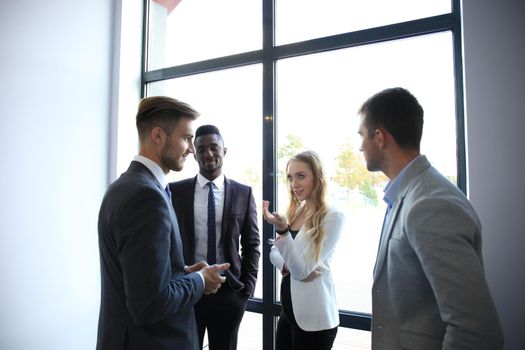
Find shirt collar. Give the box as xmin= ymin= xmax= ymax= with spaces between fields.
xmin=133 ymin=155 xmax=167 ymax=188
xmin=383 ymin=155 xmax=422 ymax=207
xmin=197 ymin=173 xmax=225 ymax=189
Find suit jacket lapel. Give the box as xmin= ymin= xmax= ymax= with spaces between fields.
xmin=131 ymin=161 xmax=186 ymax=265
xmin=372 ymin=155 xmax=431 ymax=281
xmin=373 ymin=199 xmax=404 ymax=279
xmin=221 ymin=177 xmax=233 ymax=245
xmin=182 ymin=177 xmax=197 ymax=264
xmin=152 ymin=173 xmax=186 ymax=266
xmin=169 ymin=206 xmax=186 ymax=265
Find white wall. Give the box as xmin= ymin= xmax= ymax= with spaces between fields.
xmin=462 ymin=0 xmax=525 ymax=349
xmin=0 ymin=1 xmax=115 ymax=349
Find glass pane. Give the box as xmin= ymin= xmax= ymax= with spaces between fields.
xmin=276 ymin=0 xmax=451 ymax=45
xmin=276 ymin=32 xmax=456 ymax=313
xmin=148 ymin=0 xmax=262 ymax=70
xmin=333 ymin=326 xmax=371 ymax=349
xmin=147 ymin=65 xmax=264 ymax=299
xmin=237 ymin=312 xmax=262 ymax=350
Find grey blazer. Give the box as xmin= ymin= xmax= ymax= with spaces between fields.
xmin=372 ymin=155 xmax=503 ymax=350
xmin=96 ymin=161 xmax=204 ymax=350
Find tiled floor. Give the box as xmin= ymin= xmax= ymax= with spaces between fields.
xmin=203 ymin=312 xmax=371 ymax=349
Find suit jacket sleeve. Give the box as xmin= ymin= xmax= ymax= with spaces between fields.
xmin=406 ymin=197 xmax=503 ymax=349
xmin=238 ymin=188 xmax=260 ymax=296
xmin=275 ymin=209 xmax=344 ymax=280
xmin=115 ymin=186 xmax=204 ymax=326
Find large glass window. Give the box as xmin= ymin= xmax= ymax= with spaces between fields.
xmin=147 ymin=64 xmax=265 ymax=299
xmin=138 ymin=1 xmax=463 ymax=349
xmin=148 ymin=0 xmax=261 ymax=69
xmin=275 ymin=0 xmax=451 ymax=45
xmin=275 ymin=32 xmax=456 ymax=313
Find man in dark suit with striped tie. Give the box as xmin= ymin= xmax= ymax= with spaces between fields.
xmin=169 ymin=124 xmax=260 ymax=350
xmin=96 ymin=97 xmax=230 ymax=350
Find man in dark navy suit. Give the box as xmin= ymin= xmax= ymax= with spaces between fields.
xmin=169 ymin=125 xmax=260 ymax=350
xmin=96 ymin=97 xmax=229 ymax=350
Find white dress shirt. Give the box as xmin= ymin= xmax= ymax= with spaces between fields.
xmin=133 ymin=155 xmax=167 ymax=188
xmin=194 ymin=173 xmax=225 ymax=263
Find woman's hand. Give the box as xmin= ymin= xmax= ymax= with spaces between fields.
xmin=301 ymin=267 xmax=322 ymax=282
xmin=281 ymin=263 xmax=289 ymax=277
xmin=262 ymin=200 xmax=287 ymax=231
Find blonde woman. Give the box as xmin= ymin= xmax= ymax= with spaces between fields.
xmin=263 ymin=150 xmax=345 ymax=350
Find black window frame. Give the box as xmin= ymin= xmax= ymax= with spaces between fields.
xmin=140 ymin=1 xmax=465 ymax=348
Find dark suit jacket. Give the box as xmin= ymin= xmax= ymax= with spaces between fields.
xmin=97 ymin=161 xmax=204 ymax=350
xmin=169 ymin=176 xmax=260 ymax=296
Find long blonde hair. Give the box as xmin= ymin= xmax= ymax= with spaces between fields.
xmin=285 ymin=150 xmax=328 ymax=262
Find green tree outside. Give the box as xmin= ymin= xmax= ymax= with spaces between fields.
xmin=333 ymin=141 xmax=386 ymax=206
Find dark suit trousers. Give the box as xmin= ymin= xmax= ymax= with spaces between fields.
xmin=276 ymin=275 xmax=338 ymax=350
xmin=195 ymin=282 xmax=249 ymax=350
xmin=276 ymin=310 xmax=338 ymax=350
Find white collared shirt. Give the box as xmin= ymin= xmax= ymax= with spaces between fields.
xmin=133 ymin=155 xmax=167 ymax=188
xmin=194 ymin=173 xmax=225 ymax=263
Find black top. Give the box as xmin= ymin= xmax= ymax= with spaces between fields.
xmin=280 ymin=229 xmax=299 ymax=320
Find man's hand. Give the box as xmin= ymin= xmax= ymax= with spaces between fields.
xmin=185 ymin=260 xmax=208 ymax=273
xmin=201 ymin=263 xmax=230 ymax=295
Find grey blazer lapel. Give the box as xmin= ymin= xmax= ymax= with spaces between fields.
xmin=373 ymin=199 xmax=404 ymax=279
xmin=372 ymin=155 xmax=431 ymax=280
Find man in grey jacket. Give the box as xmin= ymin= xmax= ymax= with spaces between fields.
xmin=357 ymin=87 xmax=503 ymax=350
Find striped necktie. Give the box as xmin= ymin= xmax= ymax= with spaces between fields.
xmin=207 ymin=182 xmax=216 ymax=264
xmin=165 ymin=185 xmax=172 ymax=200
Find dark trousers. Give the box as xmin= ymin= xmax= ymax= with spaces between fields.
xmin=275 ymin=310 xmax=338 ymax=350
xmin=194 ymin=283 xmax=249 ymax=350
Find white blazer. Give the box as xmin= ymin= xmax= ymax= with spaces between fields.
xmin=270 ymin=206 xmax=345 ymax=331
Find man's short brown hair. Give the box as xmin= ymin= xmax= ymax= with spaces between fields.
xmin=136 ymin=96 xmax=200 ymax=142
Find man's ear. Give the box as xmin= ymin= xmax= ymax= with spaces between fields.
xmin=150 ymin=126 xmax=165 ymax=145
xmin=223 ymin=146 xmax=228 ymax=156
xmin=375 ymin=128 xmax=387 ymax=148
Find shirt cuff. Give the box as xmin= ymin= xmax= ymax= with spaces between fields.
xmin=196 ymin=271 xmax=205 ymax=284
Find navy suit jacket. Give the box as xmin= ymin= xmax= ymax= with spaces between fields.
xmin=169 ymin=176 xmax=260 ymax=296
xmin=96 ymin=161 xmax=204 ymax=350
